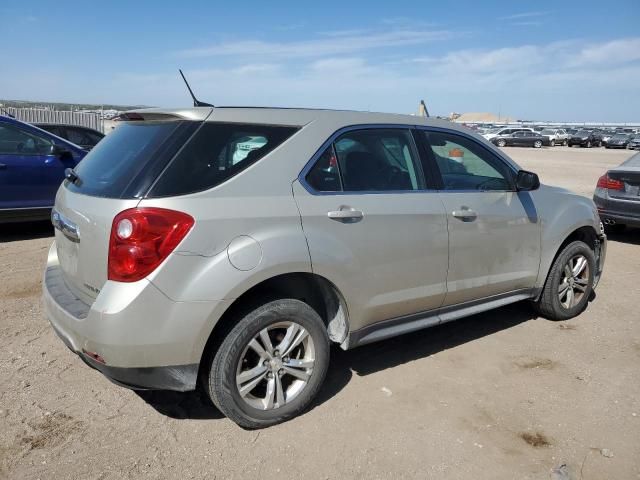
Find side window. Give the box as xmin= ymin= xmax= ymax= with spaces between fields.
xmin=306 ymin=145 xmax=342 ymax=192
xmin=66 ymin=127 xmax=91 ymax=146
xmin=334 ymin=129 xmax=422 ymax=192
xmin=422 ymin=131 xmax=514 ymax=191
xmin=150 ymin=123 xmax=298 ymax=197
xmin=0 ymin=123 xmax=53 ymax=155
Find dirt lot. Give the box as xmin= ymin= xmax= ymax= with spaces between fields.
xmin=1 ymin=146 xmax=639 ymax=480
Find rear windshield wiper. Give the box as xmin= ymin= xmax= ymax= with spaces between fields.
xmin=64 ymin=167 xmax=81 ymax=186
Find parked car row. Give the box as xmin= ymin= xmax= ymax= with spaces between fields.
xmin=479 ymin=124 xmax=640 ymax=149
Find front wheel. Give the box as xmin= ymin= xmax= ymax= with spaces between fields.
xmin=206 ymin=299 xmax=330 ymax=429
xmin=532 ymin=241 xmax=595 ymax=320
xmin=586 ymin=141 xmax=592 ymax=148
xmin=497 ymin=139 xmax=506 ymax=147
xmin=563 ymin=139 xmax=568 ymax=146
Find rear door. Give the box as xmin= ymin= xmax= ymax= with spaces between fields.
xmin=0 ymin=121 xmax=67 ymax=209
xmin=418 ymin=128 xmax=541 ymax=306
xmin=293 ymin=127 xmax=448 ymax=332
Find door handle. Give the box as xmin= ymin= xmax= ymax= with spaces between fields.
xmin=0 ymin=163 xmax=6 ymax=170
xmin=452 ymin=207 xmax=477 ymax=221
xmin=328 ymin=206 xmax=364 ymax=223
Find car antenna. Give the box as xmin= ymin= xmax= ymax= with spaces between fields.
xmin=179 ymin=69 xmax=214 ymax=107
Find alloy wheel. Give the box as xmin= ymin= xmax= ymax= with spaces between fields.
xmin=235 ymin=321 xmax=315 ymax=410
xmin=558 ymin=254 xmax=590 ymax=309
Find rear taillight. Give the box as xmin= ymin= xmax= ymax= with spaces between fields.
xmin=596 ymin=174 xmax=624 ymax=191
xmin=108 ymin=208 xmax=194 ymax=282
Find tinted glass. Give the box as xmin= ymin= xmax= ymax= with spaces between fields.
xmin=149 ymin=123 xmax=298 ymax=197
xmin=333 ymin=129 xmax=422 ymax=191
xmin=422 ymin=131 xmax=514 ymax=191
xmin=0 ymin=123 xmax=53 ymax=155
xmin=306 ymin=146 xmax=342 ymax=192
xmin=66 ymin=121 xmax=196 ymax=198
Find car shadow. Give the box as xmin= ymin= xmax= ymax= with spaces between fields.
xmin=605 ymin=227 xmax=640 ymax=245
xmin=0 ymin=220 xmax=53 ymax=243
xmin=138 ymin=302 xmax=536 ymax=422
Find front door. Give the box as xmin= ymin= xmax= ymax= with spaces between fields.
xmin=418 ymin=129 xmax=541 ymax=306
xmin=293 ymin=127 xmax=449 ymax=332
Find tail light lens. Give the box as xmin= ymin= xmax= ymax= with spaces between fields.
xmin=596 ymin=174 xmax=624 ymax=191
xmin=108 ymin=208 xmax=194 ymax=282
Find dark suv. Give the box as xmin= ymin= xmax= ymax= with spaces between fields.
xmin=568 ymin=130 xmax=602 ymax=148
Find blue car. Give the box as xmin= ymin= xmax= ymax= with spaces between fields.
xmin=0 ymin=115 xmax=87 ymax=223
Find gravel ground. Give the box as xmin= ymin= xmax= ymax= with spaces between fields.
xmin=1 ymin=146 xmax=639 ymax=480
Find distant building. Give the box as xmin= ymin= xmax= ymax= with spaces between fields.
xmin=452 ymin=112 xmax=515 ymax=123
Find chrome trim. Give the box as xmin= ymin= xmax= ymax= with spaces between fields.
xmin=51 ymin=208 xmax=80 ymax=242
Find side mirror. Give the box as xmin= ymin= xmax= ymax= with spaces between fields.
xmin=51 ymin=144 xmax=73 ymax=161
xmin=516 ymin=170 xmax=540 ymax=191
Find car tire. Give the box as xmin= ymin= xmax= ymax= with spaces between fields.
xmin=533 ymin=240 xmax=595 ymax=321
xmin=497 ymin=139 xmax=506 ymax=147
xmin=534 ymin=140 xmax=542 ymax=148
xmin=586 ymin=141 xmax=592 ymax=148
xmin=563 ymin=140 xmax=568 ymax=146
xmin=206 ymin=299 xmax=330 ymax=429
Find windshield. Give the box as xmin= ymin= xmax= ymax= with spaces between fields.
xmin=540 ymin=129 xmax=555 ymax=135
xmin=612 ymin=134 xmax=628 ymax=139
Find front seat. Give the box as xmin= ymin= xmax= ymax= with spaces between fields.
xmin=342 ymin=151 xmax=383 ymax=191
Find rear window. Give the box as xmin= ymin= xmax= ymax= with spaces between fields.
xmin=148 ymin=122 xmax=298 ymax=197
xmin=66 ymin=121 xmax=198 ymax=198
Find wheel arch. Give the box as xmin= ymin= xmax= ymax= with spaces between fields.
xmin=197 ymin=272 xmax=350 ymax=381
xmin=535 ymin=224 xmax=599 ymax=298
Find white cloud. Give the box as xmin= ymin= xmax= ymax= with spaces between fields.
xmin=175 ymin=29 xmax=454 ymax=59
xmin=499 ymin=11 xmax=550 ymax=20
xmin=568 ymin=38 xmax=640 ymax=66
xmin=2 ymin=36 xmax=638 ymax=122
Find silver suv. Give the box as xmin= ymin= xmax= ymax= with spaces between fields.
xmin=43 ymin=107 xmax=606 ymax=428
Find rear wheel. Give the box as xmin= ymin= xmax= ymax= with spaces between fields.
xmin=206 ymin=299 xmax=330 ymax=429
xmin=533 ymin=140 xmax=543 ymax=148
xmin=533 ymin=241 xmax=595 ymax=320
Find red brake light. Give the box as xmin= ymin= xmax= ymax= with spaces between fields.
xmin=596 ymin=174 xmax=624 ymax=191
xmin=108 ymin=208 xmax=194 ymax=282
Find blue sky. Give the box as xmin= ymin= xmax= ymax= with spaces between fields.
xmin=2 ymin=0 xmax=639 ymax=121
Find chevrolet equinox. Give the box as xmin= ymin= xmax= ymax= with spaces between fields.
xmin=44 ymin=107 xmax=607 ymax=428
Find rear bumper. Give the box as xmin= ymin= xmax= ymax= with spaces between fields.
xmin=598 ymin=210 xmax=640 ymax=227
xmin=43 ymin=242 xmax=225 ymax=391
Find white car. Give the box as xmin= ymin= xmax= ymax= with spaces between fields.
xmin=540 ymin=128 xmax=569 ymax=146
xmin=483 ymin=127 xmax=534 ymax=141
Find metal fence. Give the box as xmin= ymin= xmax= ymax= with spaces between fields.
xmin=3 ymin=107 xmax=104 ymax=133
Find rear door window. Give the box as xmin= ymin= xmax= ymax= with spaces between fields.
xmin=149 ymin=123 xmax=298 ymax=197
xmin=305 ymin=128 xmax=424 ymax=192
